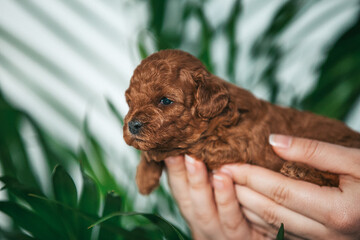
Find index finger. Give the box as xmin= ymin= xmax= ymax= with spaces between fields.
xmin=270 ymin=134 xmax=360 ymax=178
xmin=164 ymin=156 xmax=191 ymax=208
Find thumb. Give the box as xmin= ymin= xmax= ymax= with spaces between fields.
xmin=269 ymin=134 xmax=360 ymax=178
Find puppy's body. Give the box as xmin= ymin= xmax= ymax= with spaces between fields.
xmin=124 ymin=50 xmax=360 ymax=195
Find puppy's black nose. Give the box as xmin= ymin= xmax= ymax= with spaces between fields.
xmin=128 ymin=120 xmax=143 ymax=135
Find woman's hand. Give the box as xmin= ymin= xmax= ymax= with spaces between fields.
xmin=164 ymin=155 xmax=266 ymax=240
xmin=221 ymin=134 xmax=360 ymax=239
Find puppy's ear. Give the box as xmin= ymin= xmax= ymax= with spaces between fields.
xmin=193 ymin=70 xmax=229 ymax=119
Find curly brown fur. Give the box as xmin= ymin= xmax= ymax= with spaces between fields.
xmin=123 ymin=49 xmax=360 ymax=195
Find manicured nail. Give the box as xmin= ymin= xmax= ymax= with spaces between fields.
xmin=185 ymin=155 xmax=196 ymax=174
xmin=269 ymin=134 xmax=292 ymax=148
xmin=213 ymin=174 xmax=224 ymax=189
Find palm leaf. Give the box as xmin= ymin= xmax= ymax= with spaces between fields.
xmin=302 ymin=13 xmax=360 ymax=119
xmin=0 ymin=201 xmax=63 ymax=240
xmin=90 ymin=211 xmax=189 ymax=240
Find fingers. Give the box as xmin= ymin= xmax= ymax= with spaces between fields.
xmin=213 ymin=172 xmax=251 ymax=239
xmin=221 ymin=164 xmax=340 ymax=224
xmin=166 ymin=155 xmax=254 ymax=240
xmin=185 ymin=155 xmax=217 ymax=231
xmin=269 ymin=134 xmax=360 ymax=177
xmin=164 ymin=156 xmax=188 ymax=197
xmin=164 ymin=156 xmax=192 ymax=214
xmin=235 ymin=185 xmax=330 ymax=239
xmin=166 ymin=155 xmax=222 ymax=239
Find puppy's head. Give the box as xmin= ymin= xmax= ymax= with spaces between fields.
xmin=123 ymin=49 xmax=229 ymax=151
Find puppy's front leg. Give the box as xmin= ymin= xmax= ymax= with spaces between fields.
xmin=280 ymin=161 xmax=339 ymax=187
xmin=136 ymin=152 xmax=164 ymax=195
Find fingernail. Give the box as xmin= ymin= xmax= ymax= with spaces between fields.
xmin=269 ymin=134 xmax=292 ymax=148
xmin=165 ymin=156 xmax=179 ymax=165
xmin=185 ymin=155 xmax=196 ymax=174
xmin=213 ymin=174 xmax=224 ymax=189
xmin=219 ymin=167 xmax=232 ymax=178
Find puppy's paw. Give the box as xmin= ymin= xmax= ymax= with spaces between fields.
xmin=280 ymin=162 xmax=339 ymax=187
xmin=135 ymin=156 xmax=164 ymax=195
xmin=136 ymin=173 xmax=161 ymax=195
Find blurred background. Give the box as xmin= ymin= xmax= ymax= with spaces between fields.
xmin=0 ymin=0 xmax=359 ymax=239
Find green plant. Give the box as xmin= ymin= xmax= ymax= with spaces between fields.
xmin=276 ymin=223 xmax=284 ymax=240
xmin=143 ymin=0 xmax=360 ymax=118
xmin=0 ymin=91 xmax=188 ymax=239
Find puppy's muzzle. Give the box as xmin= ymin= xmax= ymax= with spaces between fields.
xmin=128 ymin=120 xmax=143 ymax=135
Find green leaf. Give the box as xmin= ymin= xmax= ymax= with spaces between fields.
xmin=52 ymin=165 xmax=78 ymax=207
xmin=0 ymin=228 xmax=35 ymax=240
xmin=23 ymin=191 xmax=141 ymax=239
xmin=78 ymin=147 xmax=98 ymax=182
xmin=78 ymin=173 xmax=100 ymax=239
xmin=0 ymin=138 xmax=17 ymax=180
xmin=302 ymin=14 xmax=360 ymax=120
xmin=106 ymin=98 xmax=124 ymax=126
xmin=224 ymin=0 xmax=242 ymax=83
xmin=0 ymin=176 xmax=67 ymax=236
xmin=28 ymin=193 xmax=102 ymax=240
xmin=51 ymin=165 xmax=79 ymax=239
xmin=276 ymin=223 xmax=284 ymax=240
xmin=29 ymin=193 xmax=99 ymax=223
xmin=137 ymin=39 xmax=149 ymax=60
xmin=148 ymin=0 xmax=168 ymax=49
xmin=79 ymin=173 xmax=100 ymax=215
xmin=83 ymin=118 xmax=125 ymax=196
xmin=90 ymin=212 xmax=187 ymax=240
xmin=0 ymin=201 xmax=62 ymax=240
xmin=0 ymin=96 xmax=40 ymax=189
xmin=264 ymin=1 xmax=302 ymax=39
xmin=0 ymin=94 xmax=23 ymax=180
xmin=22 ymin=113 xmax=68 ymax=174
xmin=99 ymin=192 xmax=122 ymax=240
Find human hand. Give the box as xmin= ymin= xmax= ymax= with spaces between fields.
xmin=221 ymin=134 xmax=360 ymax=239
xmin=164 ymin=155 xmax=268 ymax=240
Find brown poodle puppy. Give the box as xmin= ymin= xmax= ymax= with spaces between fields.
xmin=123 ymin=49 xmax=360 ymax=195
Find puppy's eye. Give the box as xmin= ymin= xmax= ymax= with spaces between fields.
xmin=159 ymin=97 xmax=173 ymax=105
